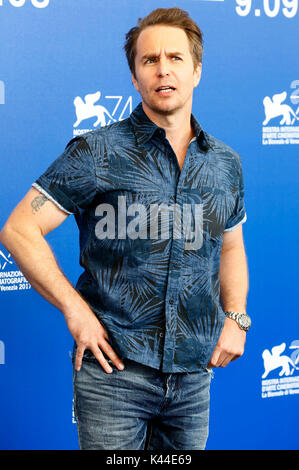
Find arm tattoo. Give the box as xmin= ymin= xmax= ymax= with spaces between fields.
xmin=31 ymin=194 xmax=49 ymax=214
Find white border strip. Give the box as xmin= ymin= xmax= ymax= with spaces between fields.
xmin=223 ymin=213 xmax=247 ymax=232
xmin=32 ymin=182 xmax=74 ymax=215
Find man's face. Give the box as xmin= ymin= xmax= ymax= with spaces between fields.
xmin=132 ymin=25 xmax=202 ymax=116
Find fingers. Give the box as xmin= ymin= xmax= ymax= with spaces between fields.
xmin=99 ymin=340 xmax=125 ymax=371
xmin=208 ymin=347 xmax=243 ymax=368
xmin=89 ymin=344 xmax=114 ymax=374
xmin=75 ymin=344 xmax=85 ymax=372
xmin=218 ymin=353 xmax=235 ymax=368
xmin=230 ymin=354 xmax=240 ymax=362
xmin=75 ymin=339 xmax=125 ymax=374
xmin=75 ymin=344 xmax=112 ymax=373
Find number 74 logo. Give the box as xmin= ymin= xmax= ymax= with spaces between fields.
xmin=73 ymin=91 xmax=132 ymax=128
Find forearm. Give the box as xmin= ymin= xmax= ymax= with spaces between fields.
xmin=0 ymin=224 xmax=88 ymax=319
xmin=219 ymin=245 xmax=249 ymax=313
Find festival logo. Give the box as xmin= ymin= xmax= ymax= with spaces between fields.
xmin=0 ymin=0 xmax=50 ymax=8
xmin=73 ymin=90 xmax=132 ymax=137
xmin=0 ymin=250 xmax=12 ymax=270
xmin=261 ymin=340 xmax=299 ymax=398
xmin=0 ymin=248 xmax=31 ymax=293
xmin=262 ymin=80 xmax=299 ymax=145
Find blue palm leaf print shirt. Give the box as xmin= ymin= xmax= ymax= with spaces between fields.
xmin=32 ymin=102 xmax=247 ymax=372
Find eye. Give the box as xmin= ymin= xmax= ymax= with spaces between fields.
xmin=172 ymin=56 xmax=182 ymax=61
xmin=145 ymin=58 xmax=156 ymax=64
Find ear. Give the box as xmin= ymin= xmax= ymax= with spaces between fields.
xmin=131 ymin=72 xmax=139 ymax=92
xmin=193 ymin=63 xmax=202 ymax=88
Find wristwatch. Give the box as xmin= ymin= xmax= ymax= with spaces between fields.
xmin=224 ymin=311 xmax=251 ymax=332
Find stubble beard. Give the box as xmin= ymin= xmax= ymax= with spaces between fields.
xmin=144 ymin=94 xmax=180 ymax=117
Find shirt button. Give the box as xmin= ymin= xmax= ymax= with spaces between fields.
xmin=169 ymin=298 xmax=174 ymax=305
xmin=159 ymin=332 xmax=164 ymax=338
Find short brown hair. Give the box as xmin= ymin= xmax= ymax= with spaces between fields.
xmin=124 ymin=7 xmax=204 ymax=78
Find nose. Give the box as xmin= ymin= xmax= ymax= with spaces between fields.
xmin=157 ymin=57 xmax=169 ymax=77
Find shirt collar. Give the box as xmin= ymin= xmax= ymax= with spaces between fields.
xmin=130 ymin=102 xmax=211 ymax=151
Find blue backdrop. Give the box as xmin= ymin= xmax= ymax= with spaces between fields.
xmin=0 ymin=0 xmax=299 ymax=450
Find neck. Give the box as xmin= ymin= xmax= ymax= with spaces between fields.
xmin=141 ymin=101 xmax=195 ymax=147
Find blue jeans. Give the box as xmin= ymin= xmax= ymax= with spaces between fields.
xmin=72 ymin=356 xmax=212 ymax=450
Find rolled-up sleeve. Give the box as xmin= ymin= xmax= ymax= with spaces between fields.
xmin=32 ymin=136 xmax=97 ymax=215
xmin=224 ymin=154 xmax=247 ymax=232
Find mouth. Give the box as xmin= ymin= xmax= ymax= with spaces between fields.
xmin=155 ymin=86 xmax=176 ymax=95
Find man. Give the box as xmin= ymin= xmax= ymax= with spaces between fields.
xmin=0 ymin=7 xmax=250 ymax=450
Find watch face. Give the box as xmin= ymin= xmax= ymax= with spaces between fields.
xmin=239 ymin=314 xmax=251 ymax=329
